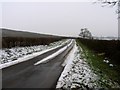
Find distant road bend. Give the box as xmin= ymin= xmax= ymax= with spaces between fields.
xmin=2 ymin=39 xmax=75 ymax=89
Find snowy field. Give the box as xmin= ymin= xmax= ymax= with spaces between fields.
xmin=0 ymin=39 xmax=69 ymax=66
xmin=56 ymin=42 xmax=100 ymax=89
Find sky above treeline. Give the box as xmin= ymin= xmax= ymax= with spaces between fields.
xmin=1 ymin=0 xmax=118 ymax=37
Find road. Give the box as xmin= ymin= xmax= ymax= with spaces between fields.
xmin=2 ymin=40 xmax=74 ymax=89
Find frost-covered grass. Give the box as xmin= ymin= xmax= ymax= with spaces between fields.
xmin=56 ymin=42 xmax=101 ymax=89
xmin=0 ymin=39 xmax=68 ymax=64
xmin=76 ymin=39 xmax=120 ymax=88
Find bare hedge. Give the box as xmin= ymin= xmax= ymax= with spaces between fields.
xmin=2 ymin=37 xmax=62 ymax=48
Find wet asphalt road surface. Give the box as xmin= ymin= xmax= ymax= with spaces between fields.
xmin=2 ymin=40 xmax=74 ymax=89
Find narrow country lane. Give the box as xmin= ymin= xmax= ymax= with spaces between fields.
xmin=2 ymin=40 xmax=74 ymax=89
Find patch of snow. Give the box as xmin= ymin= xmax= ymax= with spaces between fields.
xmin=34 ymin=40 xmax=73 ymax=65
xmin=61 ymin=45 xmax=75 ymax=67
xmin=109 ymin=64 xmax=113 ymax=67
xmin=0 ymin=39 xmax=70 ymax=69
xmin=103 ymin=58 xmax=114 ymax=67
xmin=56 ymin=42 xmax=99 ymax=89
xmin=103 ymin=59 xmax=109 ymax=63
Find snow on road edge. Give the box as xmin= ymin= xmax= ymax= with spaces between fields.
xmin=56 ymin=42 xmax=100 ymax=89
xmin=56 ymin=42 xmax=77 ymax=88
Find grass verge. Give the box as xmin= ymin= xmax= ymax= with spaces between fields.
xmin=76 ymin=39 xmax=120 ymax=88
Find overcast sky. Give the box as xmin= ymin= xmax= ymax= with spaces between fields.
xmin=1 ymin=1 xmax=118 ymax=37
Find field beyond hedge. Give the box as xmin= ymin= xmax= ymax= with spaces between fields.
xmin=1 ymin=28 xmax=63 ymax=48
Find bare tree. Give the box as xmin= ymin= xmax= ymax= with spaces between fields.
xmin=97 ymin=0 xmax=120 ymax=40
xmin=97 ymin=0 xmax=120 ymax=13
xmin=79 ymin=28 xmax=92 ymax=39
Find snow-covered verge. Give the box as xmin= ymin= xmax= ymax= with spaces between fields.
xmin=56 ymin=42 xmax=101 ymax=89
xmin=0 ymin=39 xmax=69 ymax=68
